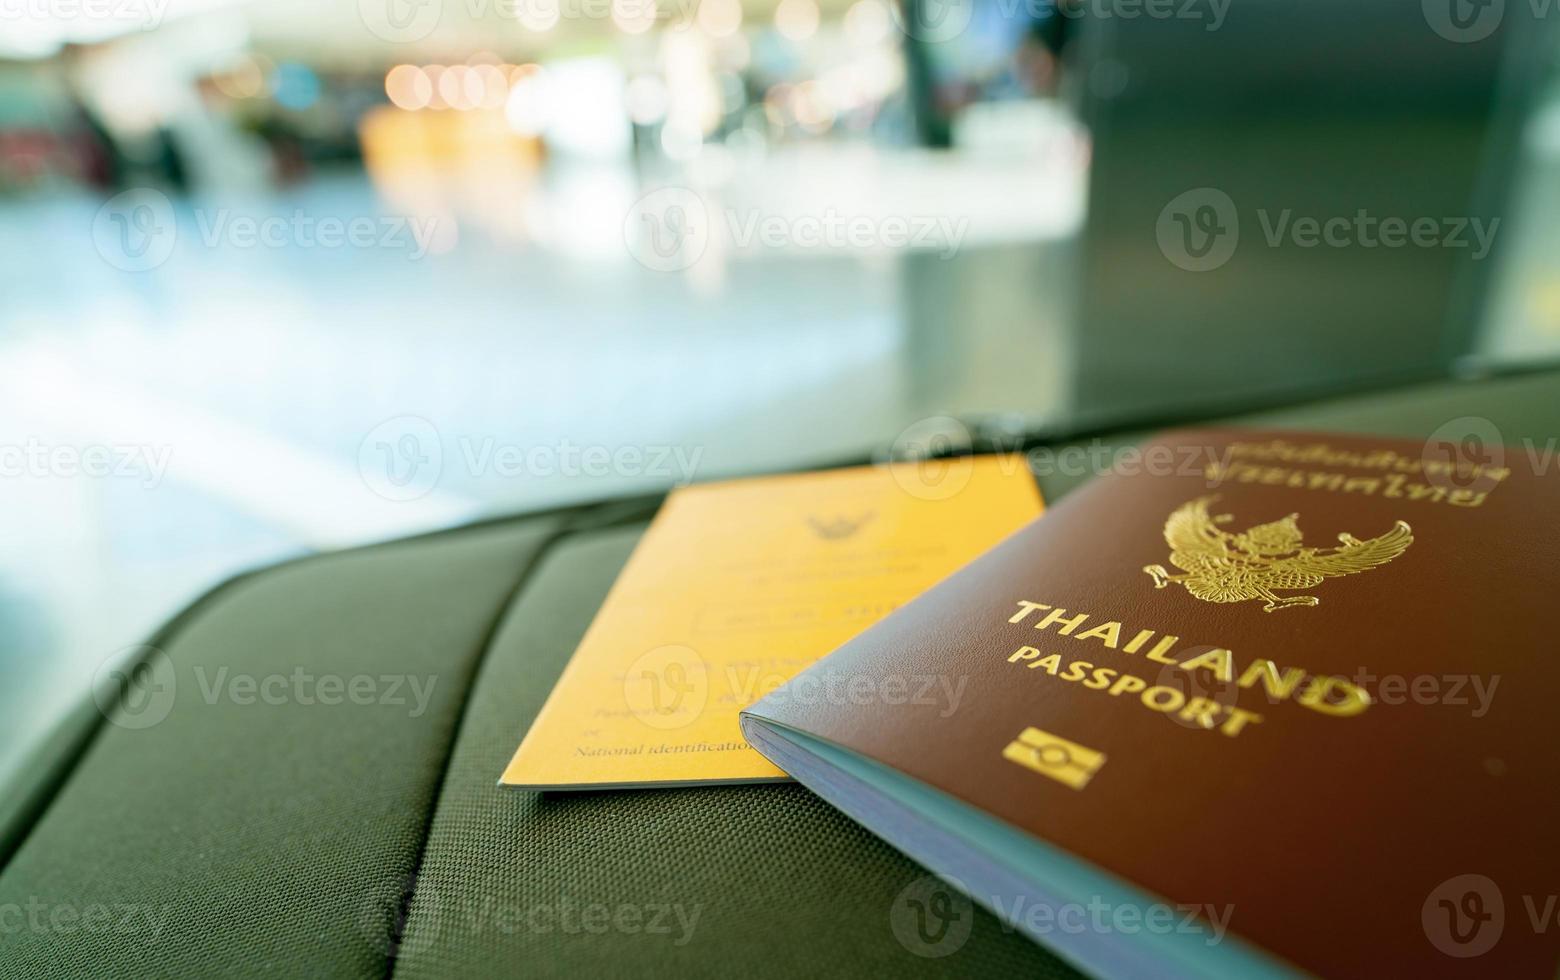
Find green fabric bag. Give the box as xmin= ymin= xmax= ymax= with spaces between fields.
xmin=2 ymin=369 xmax=1556 ymax=979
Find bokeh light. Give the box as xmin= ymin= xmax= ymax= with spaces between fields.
xmin=844 ymin=0 xmax=893 ymax=47
xmin=660 ymin=119 xmax=704 ymax=160
xmin=611 ymin=0 xmax=658 ymax=34
xmin=424 ymin=65 xmax=448 ymax=110
xmin=696 ymin=0 xmax=742 ymax=37
xmin=625 ymin=75 xmax=670 ymax=125
xmin=385 ymin=65 xmax=432 ymax=111
xmin=269 ymin=62 xmax=321 ymax=111
xmin=214 ymin=54 xmax=269 ymax=100
xmin=474 ymin=64 xmax=510 ymax=109
xmin=774 ymin=0 xmax=820 ymax=42
xmin=506 ymin=69 xmax=552 ymax=135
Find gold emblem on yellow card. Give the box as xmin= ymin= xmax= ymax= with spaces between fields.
xmin=806 ymin=511 xmax=875 ymax=540
xmin=1002 ymin=727 xmax=1106 ymax=790
xmin=1144 ymin=495 xmax=1413 ymax=612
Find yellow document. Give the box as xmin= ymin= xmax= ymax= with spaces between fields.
xmin=500 ymin=456 xmax=1043 ymax=789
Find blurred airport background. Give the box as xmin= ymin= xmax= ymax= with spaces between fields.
xmin=0 ymin=0 xmax=1556 ymax=783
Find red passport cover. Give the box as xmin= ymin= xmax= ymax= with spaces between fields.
xmin=744 ymin=428 xmax=1560 ymax=977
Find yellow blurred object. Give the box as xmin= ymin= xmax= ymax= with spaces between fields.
xmin=359 ymin=105 xmax=545 ymax=239
xmin=1525 ymin=280 xmax=1560 ymax=336
xmin=360 ymin=105 xmax=532 ymax=173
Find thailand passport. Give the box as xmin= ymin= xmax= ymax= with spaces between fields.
xmin=501 ymin=456 xmax=1042 ymax=789
xmin=743 ymin=428 xmax=1560 ymax=978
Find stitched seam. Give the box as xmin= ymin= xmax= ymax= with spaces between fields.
xmin=0 ymin=496 xmax=668 ymax=876
xmin=0 ymin=565 xmax=278 ymax=871
xmin=383 ymin=499 xmax=660 ymax=979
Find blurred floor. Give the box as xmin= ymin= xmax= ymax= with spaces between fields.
xmin=0 ymin=137 xmax=1084 ymax=785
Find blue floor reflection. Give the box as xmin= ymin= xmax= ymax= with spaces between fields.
xmin=0 ymin=156 xmax=1080 ymax=784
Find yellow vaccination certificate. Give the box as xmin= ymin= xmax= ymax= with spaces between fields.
xmin=500 ymin=456 xmax=1043 ymax=789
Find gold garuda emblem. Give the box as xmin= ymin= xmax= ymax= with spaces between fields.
xmin=1143 ymin=496 xmax=1413 ymax=612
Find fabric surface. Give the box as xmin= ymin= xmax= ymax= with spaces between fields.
xmin=0 ymin=517 xmax=574 ymax=977
xmin=1 ymin=368 xmax=1557 ymax=978
xmin=391 ymin=525 xmax=1070 ymax=979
